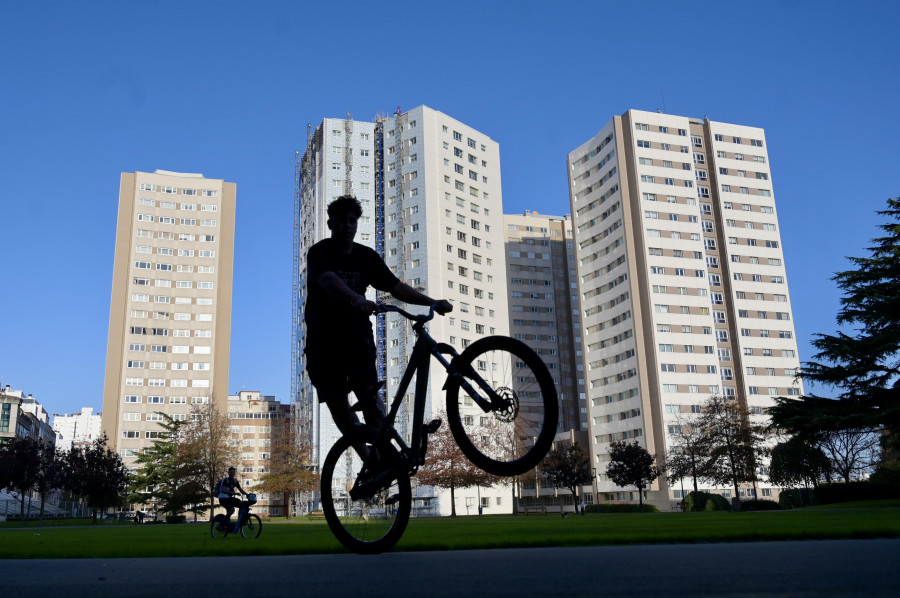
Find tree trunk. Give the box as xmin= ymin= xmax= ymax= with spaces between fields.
xmin=450 ymin=484 xmax=456 ymax=517
xmin=638 ymin=486 xmax=643 ymax=507
xmin=691 ymin=457 xmax=699 ymax=494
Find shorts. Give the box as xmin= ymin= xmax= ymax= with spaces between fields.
xmin=305 ymin=333 xmax=378 ymax=403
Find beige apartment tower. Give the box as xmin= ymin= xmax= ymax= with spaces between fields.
xmin=568 ymin=111 xmax=802 ymax=507
xmin=101 ymin=170 xmax=236 ymax=464
xmin=503 ymin=211 xmax=584 ymax=433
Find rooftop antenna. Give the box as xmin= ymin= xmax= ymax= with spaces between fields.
xmin=660 ymin=91 xmax=667 ymax=114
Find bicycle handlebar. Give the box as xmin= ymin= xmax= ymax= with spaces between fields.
xmin=374 ymin=303 xmax=436 ymax=322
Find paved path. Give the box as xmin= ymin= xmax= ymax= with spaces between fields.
xmin=2 ymin=538 xmax=897 ymax=597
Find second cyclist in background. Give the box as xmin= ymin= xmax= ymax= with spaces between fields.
xmin=215 ymin=466 xmax=248 ymax=530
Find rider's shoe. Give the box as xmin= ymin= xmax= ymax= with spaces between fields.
xmin=424 ymin=418 xmax=442 ymax=434
xmin=384 ymin=493 xmax=401 ymax=505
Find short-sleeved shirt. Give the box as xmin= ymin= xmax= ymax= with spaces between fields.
xmin=304 ymin=238 xmax=400 ymax=348
xmin=217 ymin=476 xmax=238 ymax=499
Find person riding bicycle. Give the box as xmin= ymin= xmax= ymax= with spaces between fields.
xmin=216 ymin=467 xmax=248 ymax=527
xmin=305 ymin=195 xmax=452 ymax=448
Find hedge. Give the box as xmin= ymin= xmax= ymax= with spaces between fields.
xmin=586 ymin=503 xmax=660 ymax=513
xmin=740 ymin=499 xmax=783 ymax=511
xmin=683 ymin=491 xmax=731 ymax=512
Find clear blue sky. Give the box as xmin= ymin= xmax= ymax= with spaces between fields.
xmin=1 ymin=1 xmax=898 ymax=416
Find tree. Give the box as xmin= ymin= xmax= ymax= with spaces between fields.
xmin=63 ymin=434 xmax=130 ymax=523
xmin=697 ymin=395 xmax=767 ymax=510
xmin=128 ymin=413 xmax=207 ymax=519
xmin=605 ymin=441 xmax=660 ymax=507
xmin=177 ymin=400 xmax=240 ymax=517
xmin=418 ymin=411 xmax=498 ymax=516
xmin=771 ymin=198 xmax=900 ymax=471
xmin=33 ymin=440 xmax=66 ymax=524
xmin=818 ymin=428 xmax=879 ymax=483
xmin=256 ymin=425 xmax=318 ymax=518
xmin=768 ymin=438 xmax=831 ymax=492
xmin=540 ymin=441 xmax=592 ymax=504
xmin=0 ymin=437 xmax=41 ymax=521
xmin=664 ymin=416 xmax=707 ymax=496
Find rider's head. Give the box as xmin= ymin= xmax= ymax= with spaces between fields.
xmin=327 ymin=195 xmax=362 ymax=221
xmin=327 ymin=195 xmax=362 ymax=246
xmin=228 ymin=467 xmax=236 ymax=477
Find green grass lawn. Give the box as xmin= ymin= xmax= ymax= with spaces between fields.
xmin=2 ymin=506 xmax=899 ymax=559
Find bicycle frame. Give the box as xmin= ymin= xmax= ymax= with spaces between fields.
xmin=367 ymin=304 xmax=511 ymax=472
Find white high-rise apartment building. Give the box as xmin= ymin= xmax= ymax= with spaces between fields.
xmin=296 ymin=106 xmax=510 ymax=515
xmin=52 ymin=407 xmax=102 ymax=451
xmin=568 ymin=110 xmax=802 ymax=508
xmin=101 ymin=170 xmax=236 ymax=464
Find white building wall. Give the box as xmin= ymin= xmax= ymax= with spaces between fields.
xmin=52 ymin=408 xmax=102 ymax=451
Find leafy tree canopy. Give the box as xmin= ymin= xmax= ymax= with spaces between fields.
xmin=605 ymin=441 xmax=660 ymax=507
xmin=540 ymin=441 xmax=592 ymax=499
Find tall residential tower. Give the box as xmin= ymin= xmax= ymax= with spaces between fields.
xmin=295 ymin=106 xmax=515 ymax=514
xmin=503 ymin=210 xmax=586 ymax=433
xmin=101 ymin=170 xmax=236 ymax=464
xmin=568 ymin=110 xmax=802 ymax=507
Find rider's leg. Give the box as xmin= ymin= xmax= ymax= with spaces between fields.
xmin=324 ymin=392 xmax=371 ymax=461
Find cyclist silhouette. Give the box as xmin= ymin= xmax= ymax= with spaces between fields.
xmin=305 ymin=196 xmax=452 ymax=445
xmin=216 ymin=466 xmax=248 ymax=524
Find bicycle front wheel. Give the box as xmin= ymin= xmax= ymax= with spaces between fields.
xmin=320 ymin=434 xmax=411 ymax=554
xmin=240 ymin=514 xmax=262 ymax=539
xmin=446 ymin=335 xmax=559 ymax=477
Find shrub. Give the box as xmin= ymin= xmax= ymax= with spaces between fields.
xmin=740 ymin=499 xmax=783 ymax=511
xmin=588 ymin=503 xmax=659 ymax=513
xmin=684 ymin=491 xmax=730 ymax=512
xmin=165 ymin=515 xmax=187 ymax=524
xmin=815 ymin=481 xmax=900 ymax=505
xmin=779 ymin=489 xmax=801 ymax=509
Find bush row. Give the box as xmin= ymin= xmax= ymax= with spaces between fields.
xmin=585 ymin=503 xmax=660 ymax=513
xmin=779 ymin=481 xmax=900 ymax=508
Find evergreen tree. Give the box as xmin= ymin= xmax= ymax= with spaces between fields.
xmin=770 ymin=198 xmax=900 ymax=475
xmin=128 ymin=413 xmax=206 ymax=518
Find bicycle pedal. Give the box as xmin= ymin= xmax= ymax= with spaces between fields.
xmin=384 ymin=494 xmax=401 ymax=505
xmin=424 ymin=418 xmax=442 ymax=434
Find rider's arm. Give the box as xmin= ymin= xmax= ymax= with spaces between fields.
xmin=317 ymin=271 xmax=374 ymax=313
xmin=389 ymin=281 xmax=453 ymax=314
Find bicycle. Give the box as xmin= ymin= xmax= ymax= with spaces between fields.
xmin=210 ymin=493 xmax=262 ymax=539
xmin=320 ymin=303 xmax=559 ymax=553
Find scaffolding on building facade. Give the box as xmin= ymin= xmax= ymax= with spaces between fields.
xmin=293 ymin=123 xmax=322 ymax=461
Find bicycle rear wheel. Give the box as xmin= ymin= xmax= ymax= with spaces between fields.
xmin=240 ymin=514 xmax=262 ymax=539
xmin=320 ymin=434 xmax=411 ymax=554
xmin=446 ymin=335 xmax=559 ymax=477
xmin=210 ymin=514 xmax=227 ymax=539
